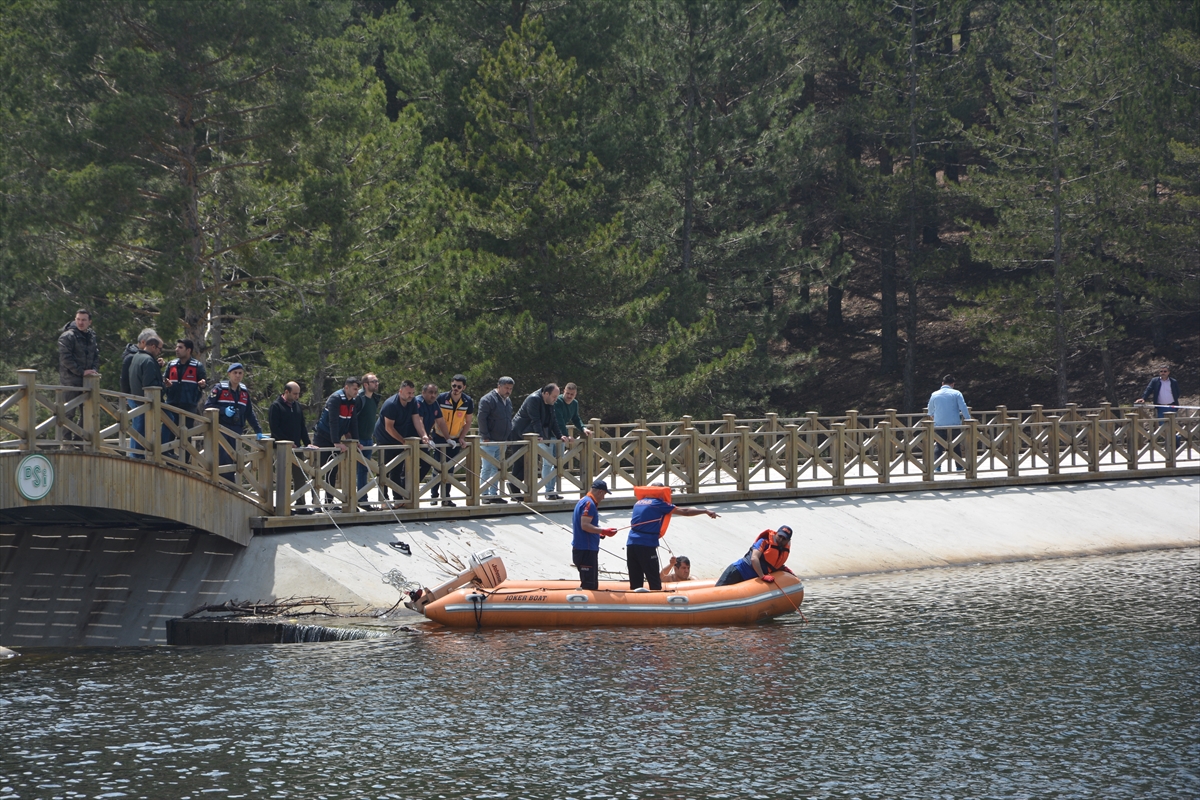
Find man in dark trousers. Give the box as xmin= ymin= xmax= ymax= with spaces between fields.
xmin=571 ymin=479 xmax=617 ymax=590
xmin=1136 ymin=364 xmax=1181 ymax=419
xmin=356 ymin=373 xmax=380 ymax=494
xmin=57 ymin=308 xmax=100 ymax=439
xmin=205 ymin=363 xmax=262 ymax=482
xmin=127 ymin=336 xmax=164 ymax=459
xmin=509 ymin=383 xmax=568 ymax=501
xmin=162 ymin=338 xmax=207 ymax=459
xmin=373 ymin=379 xmax=420 ymax=504
xmin=313 ymin=376 xmax=362 ymax=506
xmin=269 ymin=381 xmax=317 ymax=511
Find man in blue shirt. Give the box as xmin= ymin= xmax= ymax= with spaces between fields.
xmin=626 ymin=488 xmax=719 ymax=590
xmin=927 ymin=375 xmax=972 ymax=470
xmin=572 ymin=479 xmax=617 ymax=590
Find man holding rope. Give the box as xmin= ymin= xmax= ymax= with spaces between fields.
xmin=572 ymin=479 xmax=617 ymax=590
xmin=626 ymin=486 xmax=718 ymax=590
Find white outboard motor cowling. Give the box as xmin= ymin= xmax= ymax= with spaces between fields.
xmin=405 ymin=549 xmax=508 ymax=615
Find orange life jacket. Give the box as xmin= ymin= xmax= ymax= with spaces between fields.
xmin=749 ymin=529 xmax=790 ymax=573
xmin=633 ymin=485 xmax=673 ymax=537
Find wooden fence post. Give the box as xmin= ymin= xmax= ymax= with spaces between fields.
xmin=723 ymin=413 xmax=736 ymax=434
xmin=634 ymin=427 xmax=648 ymax=487
xmin=82 ymin=373 xmax=101 ymax=452
xmin=523 ymin=433 xmax=541 ymax=501
xmin=206 ymin=408 xmax=222 ymax=483
xmin=1048 ymin=416 xmax=1061 ymax=476
xmin=736 ymin=425 xmax=750 ymax=492
xmin=145 ymin=386 xmax=163 ymax=463
xmin=589 ymin=418 xmax=602 ymax=479
xmin=275 ymin=441 xmax=291 ymax=516
xmin=466 ymin=434 xmax=482 ymax=507
xmin=965 ymin=419 xmax=978 ymax=479
xmin=831 ymin=423 xmax=846 ymax=487
xmin=846 ymin=410 xmax=859 ymax=431
xmin=1008 ymin=415 xmax=1020 ymax=477
xmin=1165 ymin=413 xmax=1177 ymax=468
xmin=581 ymin=432 xmax=595 ymax=497
xmin=1127 ymin=413 xmax=1140 ymax=470
xmin=1099 ymin=402 xmax=1112 ymax=421
xmin=1031 ymin=404 xmax=1044 ymax=424
xmin=922 ymin=420 xmax=936 ymax=482
xmin=877 ymin=421 xmax=891 ymax=484
xmin=766 ymin=412 xmax=778 ymax=432
xmin=17 ymin=369 xmax=37 ymax=451
xmin=785 ymin=423 xmax=799 ymax=488
xmin=404 ymin=438 xmax=421 ymax=509
xmin=343 ymin=440 xmax=358 ymax=513
xmin=1087 ymin=414 xmax=1100 ymax=474
xmin=686 ymin=424 xmax=700 ymax=495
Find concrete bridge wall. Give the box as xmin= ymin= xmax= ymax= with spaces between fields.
xmin=1 ymin=475 xmax=1195 ymax=646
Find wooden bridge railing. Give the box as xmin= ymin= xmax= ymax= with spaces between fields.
xmin=1 ymin=369 xmax=1196 ymax=523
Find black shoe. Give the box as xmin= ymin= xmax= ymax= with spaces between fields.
xmin=493 ymin=497 xmax=509 ymax=504
xmin=511 ymin=495 xmax=523 ymax=502
xmin=546 ymin=493 xmax=563 ymax=500
xmin=389 ymin=541 xmax=411 ymax=555
xmin=441 ymin=499 xmax=456 ymax=507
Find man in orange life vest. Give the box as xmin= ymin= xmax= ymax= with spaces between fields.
xmin=626 ymin=485 xmax=719 ymax=590
xmin=572 ymin=479 xmax=618 ymax=590
xmin=715 ymin=526 xmax=794 ymax=586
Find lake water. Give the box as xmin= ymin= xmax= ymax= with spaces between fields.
xmin=1 ymin=548 xmax=1197 ymax=800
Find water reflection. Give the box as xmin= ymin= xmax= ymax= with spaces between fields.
xmin=2 ymin=548 xmax=1196 ymax=799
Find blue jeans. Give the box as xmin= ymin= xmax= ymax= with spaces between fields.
xmin=356 ymin=439 xmax=373 ymax=493
xmin=481 ymin=443 xmax=502 ymax=496
xmin=540 ymin=441 xmax=561 ymax=493
xmin=129 ymin=399 xmax=145 ymax=459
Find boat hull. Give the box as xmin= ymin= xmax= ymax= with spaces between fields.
xmin=421 ymin=574 xmax=804 ymax=628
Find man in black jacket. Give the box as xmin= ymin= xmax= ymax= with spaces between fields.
xmin=313 ymin=377 xmax=362 ymax=505
xmin=509 ymin=383 xmax=568 ymax=501
xmin=1136 ymin=364 xmax=1182 ymax=419
xmin=269 ymin=381 xmax=317 ymax=511
xmin=127 ymin=337 xmax=164 ymax=459
xmin=57 ymin=309 xmax=100 ymax=439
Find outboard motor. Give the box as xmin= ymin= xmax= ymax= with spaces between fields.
xmin=405 ymin=549 xmax=508 ymax=615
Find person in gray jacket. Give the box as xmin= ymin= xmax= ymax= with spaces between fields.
xmin=128 ymin=337 xmax=164 ymax=459
xmin=509 ymin=383 xmax=567 ymax=501
xmin=477 ymin=377 xmax=515 ymax=503
xmin=57 ymin=309 xmax=101 ymax=439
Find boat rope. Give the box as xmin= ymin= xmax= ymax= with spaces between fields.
xmin=517 ymin=500 xmax=627 ymax=561
xmin=321 ymin=508 xmax=411 ymax=616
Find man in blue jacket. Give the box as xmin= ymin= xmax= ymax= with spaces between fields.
xmin=313 ymin=376 xmax=362 ymax=505
xmin=926 ymin=374 xmax=972 ymax=471
xmin=572 ymin=479 xmax=617 ymax=590
xmin=626 ymin=488 xmax=719 ymax=590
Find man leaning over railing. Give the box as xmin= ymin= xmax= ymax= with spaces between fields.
xmin=927 ymin=374 xmax=972 ymax=472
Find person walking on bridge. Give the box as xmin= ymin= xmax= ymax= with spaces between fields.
xmin=927 ymin=374 xmax=972 ymax=471
xmin=205 ymin=364 xmax=262 ymax=482
xmin=128 ymin=336 xmax=164 ymax=459
xmin=162 ymin=339 xmax=206 ymax=460
xmin=57 ymin=308 xmax=100 ymax=440
xmin=572 ymin=479 xmax=617 ymax=590
xmin=1136 ymin=364 xmax=1180 ymax=419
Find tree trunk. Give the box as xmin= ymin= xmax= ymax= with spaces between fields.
xmin=1050 ymin=18 xmax=1069 ymax=407
xmin=879 ymin=148 xmax=899 ymax=374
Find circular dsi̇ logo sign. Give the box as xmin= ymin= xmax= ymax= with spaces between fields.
xmin=16 ymin=454 xmax=54 ymax=501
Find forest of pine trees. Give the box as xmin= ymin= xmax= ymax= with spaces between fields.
xmin=1 ymin=0 xmax=1196 ymax=420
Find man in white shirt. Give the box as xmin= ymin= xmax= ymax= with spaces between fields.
xmin=927 ymin=375 xmax=972 ymax=470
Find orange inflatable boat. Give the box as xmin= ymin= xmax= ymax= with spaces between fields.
xmin=407 ymin=550 xmax=804 ymax=628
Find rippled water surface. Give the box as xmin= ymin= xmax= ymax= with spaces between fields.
xmin=2 ymin=548 xmax=1197 ymax=800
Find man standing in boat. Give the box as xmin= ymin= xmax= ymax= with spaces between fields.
xmin=572 ymin=479 xmax=617 ymax=590
xmin=715 ymin=526 xmax=794 ymax=586
xmin=626 ymin=485 xmax=719 ymax=590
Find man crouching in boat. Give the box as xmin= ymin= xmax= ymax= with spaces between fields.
xmin=627 ymin=485 xmax=719 ymax=590
xmin=572 ymin=479 xmax=618 ymax=590
xmin=715 ymin=526 xmax=794 ymax=586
